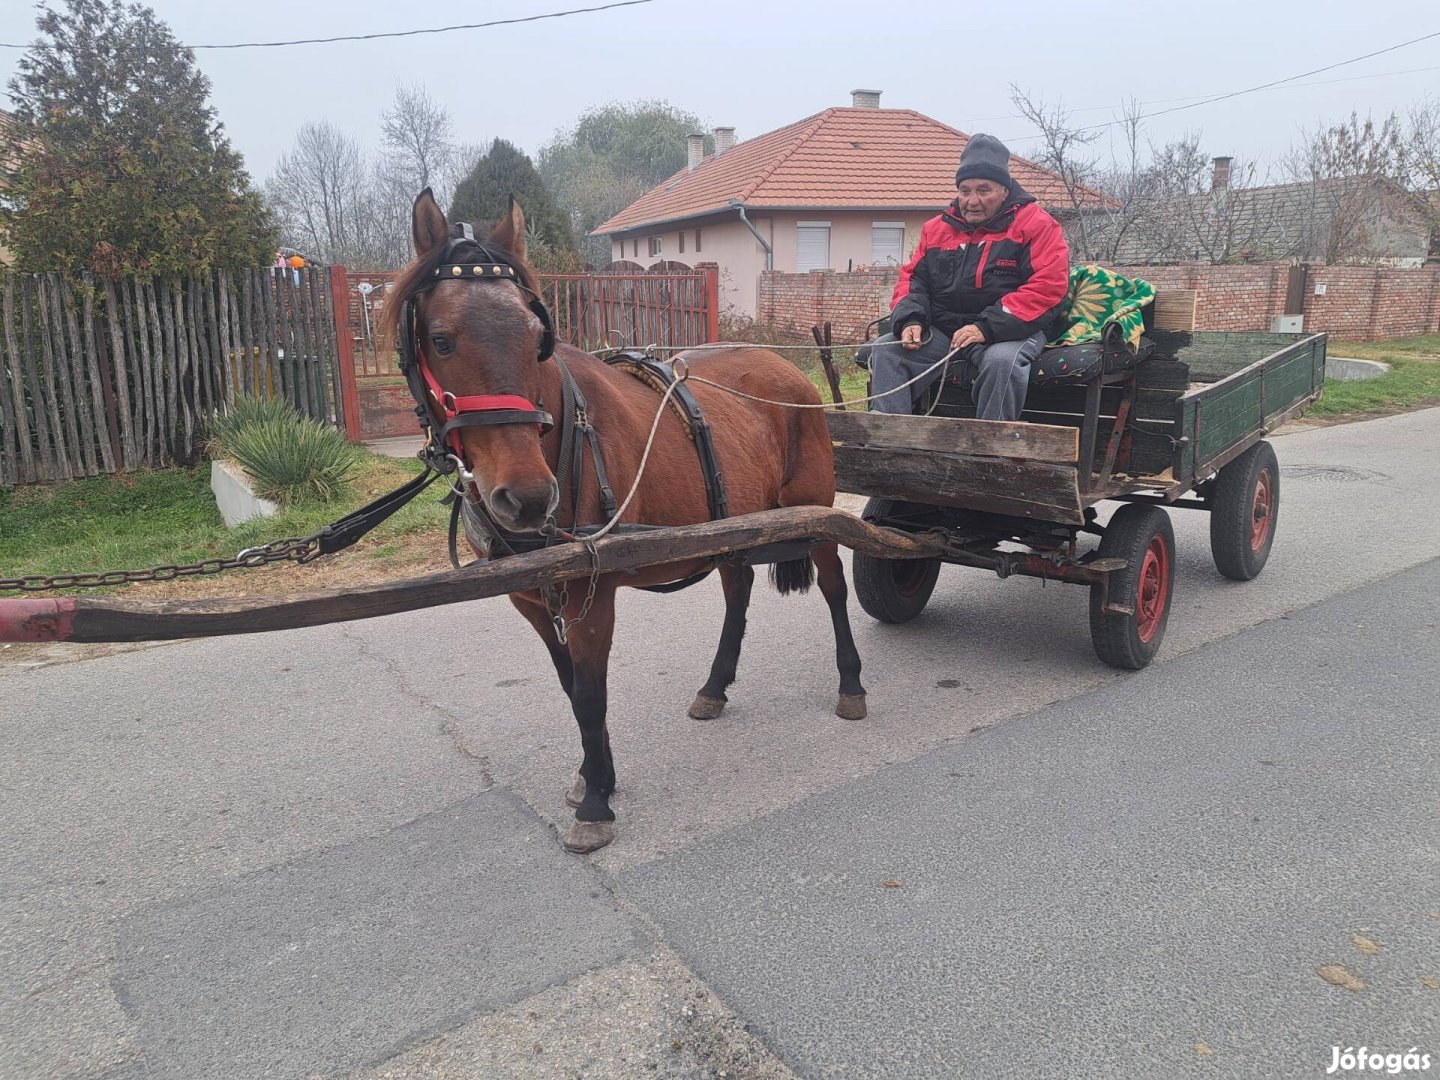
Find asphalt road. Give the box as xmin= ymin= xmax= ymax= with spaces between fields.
xmin=2 ymin=408 xmax=1438 ymax=1080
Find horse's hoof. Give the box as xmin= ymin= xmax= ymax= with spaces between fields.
xmin=563 ymin=819 xmax=616 ymax=853
xmin=835 ymin=693 xmax=868 ymax=721
xmin=688 ymin=694 xmax=726 ymax=720
xmin=564 ymin=775 xmax=586 ymax=809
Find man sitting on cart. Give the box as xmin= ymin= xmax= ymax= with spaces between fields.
xmin=870 ymin=134 xmax=1070 ymax=421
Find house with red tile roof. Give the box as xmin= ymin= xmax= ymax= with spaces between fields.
xmin=593 ymin=90 xmax=1103 ymax=317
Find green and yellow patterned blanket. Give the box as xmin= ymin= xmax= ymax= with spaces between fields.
xmin=1049 ymin=264 xmax=1155 ymax=351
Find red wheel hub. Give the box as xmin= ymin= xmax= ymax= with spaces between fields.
xmin=1251 ymin=469 xmax=1274 ymax=552
xmin=1136 ymin=534 xmax=1171 ymax=644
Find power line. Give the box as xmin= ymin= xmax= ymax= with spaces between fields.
xmin=962 ymin=64 xmax=1440 ymax=126
xmin=998 ymin=29 xmax=1440 ymax=144
xmin=0 ymin=0 xmax=658 ymax=50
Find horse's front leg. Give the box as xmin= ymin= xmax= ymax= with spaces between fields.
xmin=559 ymin=579 xmax=621 ymax=853
xmin=689 ymin=561 xmax=755 ymax=720
xmin=811 ymin=541 xmax=867 ymax=720
xmin=512 ymin=594 xmax=593 ymax=810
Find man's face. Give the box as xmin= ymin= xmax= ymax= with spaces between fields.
xmin=955 ymin=180 xmax=1008 ymax=223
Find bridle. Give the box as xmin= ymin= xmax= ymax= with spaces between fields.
xmin=397 ymin=224 xmax=558 ymax=477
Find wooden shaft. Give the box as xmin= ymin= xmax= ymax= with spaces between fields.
xmin=0 ymin=508 xmax=949 ymax=644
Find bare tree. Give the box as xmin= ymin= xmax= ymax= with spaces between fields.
xmin=1401 ymin=96 xmax=1440 ymax=257
xmin=379 ymin=84 xmax=456 ymax=199
xmin=265 ymin=121 xmax=391 ymax=267
xmin=1284 ymin=111 xmax=1409 ymax=263
xmin=1009 ymin=86 xmax=1101 ymax=258
xmin=1130 ymin=135 xmax=1277 ymax=264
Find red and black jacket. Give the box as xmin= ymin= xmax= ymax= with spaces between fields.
xmin=890 ymin=184 xmax=1070 ymax=344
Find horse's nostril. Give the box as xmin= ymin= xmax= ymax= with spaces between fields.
xmin=490 ymin=486 xmax=522 ymax=518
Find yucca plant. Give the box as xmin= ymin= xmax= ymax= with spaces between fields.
xmin=207 ymin=396 xmax=303 ymax=458
xmin=222 ymin=416 xmax=364 ymax=505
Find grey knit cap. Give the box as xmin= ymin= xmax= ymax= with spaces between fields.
xmin=955 ymin=134 xmax=1012 ymax=187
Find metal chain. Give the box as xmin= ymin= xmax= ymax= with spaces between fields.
xmin=0 ymin=534 xmax=325 ymax=594
xmin=543 ymin=539 xmax=601 ymax=645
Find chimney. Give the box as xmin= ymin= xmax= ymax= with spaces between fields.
xmin=686 ymin=133 xmax=705 ymax=171
xmin=851 ymin=89 xmax=882 ymax=109
xmin=712 ymin=127 xmax=736 ymax=156
xmin=1211 ymin=156 xmax=1233 ymax=191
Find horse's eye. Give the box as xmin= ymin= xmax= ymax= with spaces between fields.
xmin=429 ymin=333 xmax=454 ymax=356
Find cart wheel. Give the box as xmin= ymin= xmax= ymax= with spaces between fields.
xmin=1089 ymin=504 xmax=1175 ymax=670
xmin=853 ymin=497 xmax=942 ymax=624
xmin=1210 ymin=441 xmax=1279 ymax=581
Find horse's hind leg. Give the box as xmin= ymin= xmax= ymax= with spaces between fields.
xmin=811 ymin=541 xmax=867 ymax=720
xmin=689 ymin=561 xmax=755 ymax=720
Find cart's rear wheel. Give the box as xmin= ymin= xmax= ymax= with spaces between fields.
xmin=1089 ymin=504 xmax=1175 ymax=670
xmin=1210 ymin=440 xmax=1279 ymax=581
xmin=853 ymin=497 xmax=942 ymax=624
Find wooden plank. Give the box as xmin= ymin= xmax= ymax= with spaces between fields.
xmin=0 ymin=279 xmax=18 ymax=485
xmin=0 ymin=507 xmax=955 ymax=644
xmin=79 ymin=279 xmax=120 ymax=473
xmin=833 ymin=444 xmax=1084 ymax=523
xmin=102 ymin=279 xmax=137 ymax=469
xmin=1152 ymin=290 xmax=1197 ymax=331
xmin=41 ymin=273 xmax=91 ymax=474
xmin=1 ymin=276 xmax=36 ymax=484
xmin=64 ymin=275 xmax=112 ymax=473
xmin=31 ymin=276 xmax=75 ymax=478
xmin=826 ymin=410 xmax=1079 ymax=464
xmin=170 ymin=282 xmax=194 ymax=457
xmin=261 ymin=269 xmax=284 ymax=401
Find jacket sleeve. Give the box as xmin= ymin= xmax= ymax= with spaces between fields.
xmin=888 ymin=227 xmax=932 ymax=335
xmin=974 ymin=210 xmax=1070 ymax=343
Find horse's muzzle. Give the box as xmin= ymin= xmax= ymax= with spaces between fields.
xmin=485 ymin=478 xmax=559 ymax=532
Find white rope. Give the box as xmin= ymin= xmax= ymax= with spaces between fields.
xmin=581 ymin=342 xmax=960 ymax=542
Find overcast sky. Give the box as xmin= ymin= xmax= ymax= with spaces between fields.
xmin=2 ymin=0 xmax=1437 ymax=188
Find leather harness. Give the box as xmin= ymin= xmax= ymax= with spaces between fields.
xmin=395 ymin=224 xmax=729 ymax=582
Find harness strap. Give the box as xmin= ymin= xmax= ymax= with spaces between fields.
xmin=605 ymin=351 xmax=728 ymax=523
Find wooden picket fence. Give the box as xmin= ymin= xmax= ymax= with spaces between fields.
xmin=0 ymin=267 xmax=354 ymax=486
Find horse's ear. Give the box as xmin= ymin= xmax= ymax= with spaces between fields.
xmin=490 ymin=195 xmax=527 ymax=263
xmin=411 ymin=188 xmax=449 ymax=256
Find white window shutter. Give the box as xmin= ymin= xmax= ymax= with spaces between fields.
xmin=795 ymin=223 xmax=831 ymax=272
xmin=871 ymin=223 xmax=905 ymax=265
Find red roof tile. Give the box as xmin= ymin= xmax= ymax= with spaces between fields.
xmin=595 ymin=107 xmax=1103 ymax=234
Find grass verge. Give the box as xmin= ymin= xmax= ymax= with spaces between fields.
xmin=0 ymin=453 xmax=448 ymax=594
xmin=1311 ymin=334 xmax=1440 ymax=419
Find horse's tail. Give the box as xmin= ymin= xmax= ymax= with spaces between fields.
xmin=769 ymin=557 xmax=815 ymax=597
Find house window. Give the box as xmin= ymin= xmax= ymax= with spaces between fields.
xmin=795 ymin=221 xmax=831 ymax=272
xmin=632 ymin=238 xmax=639 ymax=258
xmin=871 ymin=222 xmax=905 ymax=265
xmin=695 ymin=229 xmax=702 ymax=252
xmin=649 ymin=236 xmax=663 ymax=257
xmin=678 ymin=231 xmax=685 ymax=254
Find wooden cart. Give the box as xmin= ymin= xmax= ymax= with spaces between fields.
xmin=830 ymin=293 xmax=1327 ymax=668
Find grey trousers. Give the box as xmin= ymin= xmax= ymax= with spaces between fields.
xmin=869 ymin=329 xmax=1047 ymax=421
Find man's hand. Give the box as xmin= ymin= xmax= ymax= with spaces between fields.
xmin=950 ymin=325 xmax=985 ymax=351
xmin=900 ymin=324 xmax=924 ymax=350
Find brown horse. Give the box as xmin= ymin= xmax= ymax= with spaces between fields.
xmin=383 ymin=191 xmax=864 ymax=853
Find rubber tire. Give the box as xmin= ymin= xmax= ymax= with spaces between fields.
xmin=1089 ymin=503 xmax=1175 ymax=670
xmin=1210 ymin=440 xmax=1279 ymax=581
xmin=853 ymin=497 xmax=942 ymax=624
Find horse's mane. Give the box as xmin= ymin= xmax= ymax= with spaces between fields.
xmin=377 ymin=223 xmax=543 ymax=350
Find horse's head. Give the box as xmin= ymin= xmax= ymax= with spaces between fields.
xmin=386 ymin=189 xmax=559 ymax=532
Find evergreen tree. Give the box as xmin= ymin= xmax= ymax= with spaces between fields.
xmin=449 ymin=139 xmax=576 ymax=259
xmin=539 ymin=101 xmax=707 ymax=265
xmin=2 ymin=0 xmax=274 ymax=276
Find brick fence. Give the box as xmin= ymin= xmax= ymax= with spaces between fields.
xmin=757 ymin=262 xmax=1440 ymax=343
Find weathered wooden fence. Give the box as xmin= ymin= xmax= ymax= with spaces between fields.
xmin=0 ymin=267 xmax=356 ymax=486
xmin=343 ymin=264 xmax=721 ymax=378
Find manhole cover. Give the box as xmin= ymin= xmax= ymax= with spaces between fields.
xmin=1286 ymin=464 xmax=1387 ymax=483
